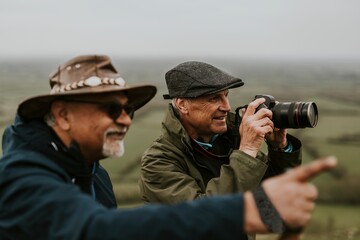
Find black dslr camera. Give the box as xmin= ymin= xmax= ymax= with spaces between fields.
xmin=254 ymin=94 xmax=318 ymax=129
xmin=232 ymin=94 xmax=318 ymax=148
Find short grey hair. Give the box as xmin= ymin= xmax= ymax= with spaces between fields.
xmin=44 ymin=112 xmax=56 ymax=127
xmin=171 ymin=97 xmax=194 ymax=117
xmin=171 ymin=97 xmax=192 ymax=109
xmin=171 ymin=98 xmax=178 ymax=109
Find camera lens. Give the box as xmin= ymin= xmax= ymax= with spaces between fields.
xmin=272 ymin=102 xmax=318 ymax=129
xmin=304 ymin=102 xmax=318 ymax=127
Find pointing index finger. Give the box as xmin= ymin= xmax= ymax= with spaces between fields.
xmin=289 ymin=156 xmax=337 ymax=182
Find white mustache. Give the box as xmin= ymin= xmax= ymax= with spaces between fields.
xmin=105 ymin=127 xmax=128 ymax=136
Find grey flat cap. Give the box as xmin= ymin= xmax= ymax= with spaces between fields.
xmin=163 ymin=61 xmax=244 ymax=99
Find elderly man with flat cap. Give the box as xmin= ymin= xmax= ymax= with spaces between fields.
xmin=139 ymin=62 xmax=304 ymax=239
xmin=140 ymin=61 xmax=302 ymax=202
xmin=0 ymin=56 xmax=335 ymax=240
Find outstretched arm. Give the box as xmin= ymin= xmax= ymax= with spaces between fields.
xmin=244 ymin=156 xmax=337 ymax=237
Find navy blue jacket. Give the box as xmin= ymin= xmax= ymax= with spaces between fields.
xmin=0 ymin=115 xmax=245 ymax=240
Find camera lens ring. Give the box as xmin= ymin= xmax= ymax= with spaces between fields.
xmin=306 ymin=102 xmax=318 ymax=127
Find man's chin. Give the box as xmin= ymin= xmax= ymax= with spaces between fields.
xmin=102 ymin=140 xmax=125 ymax=158
xmin=213 ymin=127 xmax=227 ymax=135
xmin=104 ymin=151 xmax=125 ymax=158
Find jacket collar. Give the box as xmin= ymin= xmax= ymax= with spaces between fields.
xmin=163 ymin=103 xmax=237 ymax=148
xmin=163 ymin=104 xmax=192 ymax=149
xmin=5 ymin=114 xmax=92 ymax=188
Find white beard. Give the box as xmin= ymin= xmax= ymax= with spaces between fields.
xmin=102 ymin=139 xmax=125 ymax=158
xmin=102 ymin=127 xmax=127 ymax=158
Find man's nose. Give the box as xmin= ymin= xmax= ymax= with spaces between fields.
xmin=115 ymin=110 xmax=132 ymax=126
xmin=219 ymin=97 xmax=231 ymax=112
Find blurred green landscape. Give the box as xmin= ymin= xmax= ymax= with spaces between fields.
xmin=1 ymin=57 xmax=359 ymax=239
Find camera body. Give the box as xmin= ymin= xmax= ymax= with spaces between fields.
xmin=254 ymin=94 xmax=318 ymax=129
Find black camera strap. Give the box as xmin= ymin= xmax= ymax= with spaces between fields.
xmin=233 ymin=105 xmax=248 ymax=149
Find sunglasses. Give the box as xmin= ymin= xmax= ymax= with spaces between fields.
xmin=62 ymin=99 xmax=135 ymax=120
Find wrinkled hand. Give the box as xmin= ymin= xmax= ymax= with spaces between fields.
xmin=266 ymin=127 xmax=288 ymax=149
xmin=239 ymin=98 xmax=274 ymax=157
xmin=262 ymin=156 xmax=338 ymax=230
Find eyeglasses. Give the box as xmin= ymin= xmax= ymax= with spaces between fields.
xmin=62 ymin=99 xmax=135 ymax=120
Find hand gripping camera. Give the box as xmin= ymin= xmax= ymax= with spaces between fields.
xmin=232 ymin=94 xmax=318 ymax=148
xmin=254 ymin=94 xmax=318 ymax=129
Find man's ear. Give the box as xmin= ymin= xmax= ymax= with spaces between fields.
xmin=51 ymin=101 xmax=71 ymax=131
xmin=175 ymin=98 xmax=189 ymax=114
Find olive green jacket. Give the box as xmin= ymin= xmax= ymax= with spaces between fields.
xmin=140 ymin=104 xmax=302 ymax=204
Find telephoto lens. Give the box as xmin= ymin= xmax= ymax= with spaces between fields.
xmin=272 ymin=101 xmax=318 ymax=129
xmin=253 ymin=94 xmax=318 ymax=129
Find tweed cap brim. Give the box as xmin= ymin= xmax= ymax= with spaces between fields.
xmin=163 ymin=61 xmax=244 ymax=99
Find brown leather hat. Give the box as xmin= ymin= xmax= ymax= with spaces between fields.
xmin=18 ymin=55 xmax=157 ymax=120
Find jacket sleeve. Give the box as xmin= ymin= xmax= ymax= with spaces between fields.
xmin=206 ymin=150 xmax=268 ymax=194
xmin=0 ymin=163 xmax=245 ymax=240
xmin=262 ymin=134 xmax=302 ymax=180
xmin=140 ymin=142 xmax=205 ymax=203
xmin=140 ymin=142 xmax=268 ymax=204
xmin=208 ymin=134 xmax=302 ymax=193
xmin=140 ymin=135 xmax=301 ymax=204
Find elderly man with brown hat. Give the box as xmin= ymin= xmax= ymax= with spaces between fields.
xmin=0 ymin=55 xmax=336 ymax=240
xmin=12 ymin=55 xmax=157 ymax=208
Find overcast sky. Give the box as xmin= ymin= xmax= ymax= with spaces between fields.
xmin=1 ymin=0 xmax=359 ymax=60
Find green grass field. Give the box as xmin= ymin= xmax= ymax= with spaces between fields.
xmin=1 ymin=58 xmax=359 ymax=239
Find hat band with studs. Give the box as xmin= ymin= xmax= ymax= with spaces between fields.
xmin=50 ymin=76 xmax=127 ymax=94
